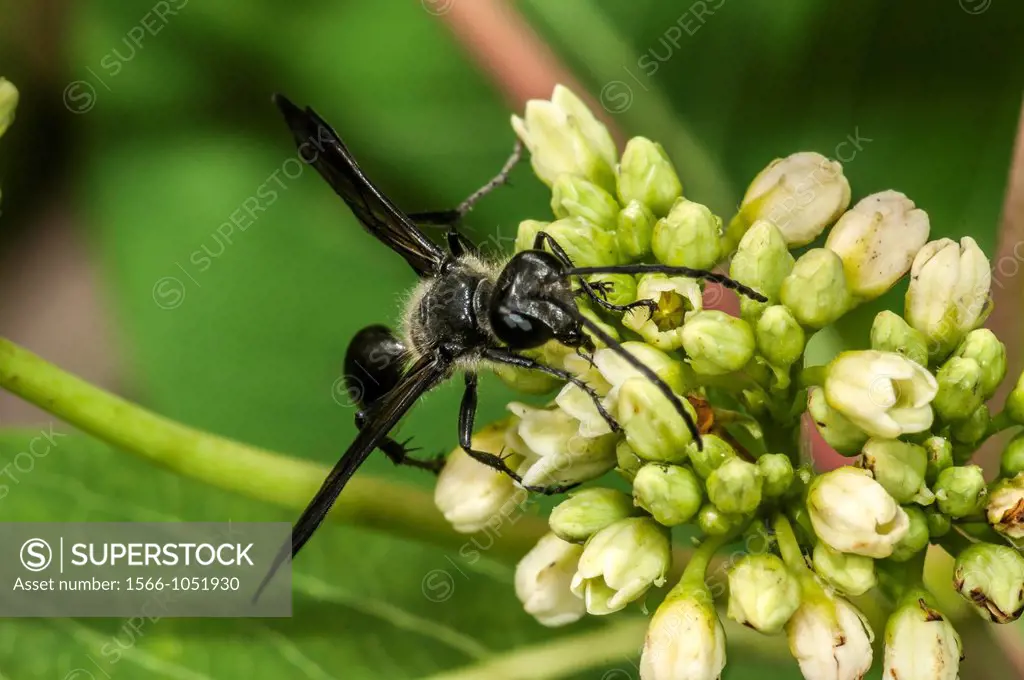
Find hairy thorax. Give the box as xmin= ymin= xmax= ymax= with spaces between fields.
xmin=402 ymin=254 xmax=499 ymax=363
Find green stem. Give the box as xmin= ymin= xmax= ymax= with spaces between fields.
xmin=987 ymin=410 xmax=1018 ymax=438
xmin=677 ymin=532 xmax=731 ymax=592
xmin=797 ymin=365 xmax=827 ymax=389
xmin=0 ymin=337 xmax=545 ymax=559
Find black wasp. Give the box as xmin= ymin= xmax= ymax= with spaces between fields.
xmin=254 ymin=94 xmax=766 ymax=598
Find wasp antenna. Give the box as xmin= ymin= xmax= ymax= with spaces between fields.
xmin=565 ymin=264 xmax=767 ymax=303
xmin=565 ymin=304 xmax=704 ymax=450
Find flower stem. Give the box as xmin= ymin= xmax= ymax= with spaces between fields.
xmin=678 ymin=532 xmax=731 ymax=591
xmin=987 ymin=410 xmax=1018 ymax=437
xmin=773 ymin=513 xmax=809 ymax=574
xmin=0 ymin=337 xmax=545 ymax=558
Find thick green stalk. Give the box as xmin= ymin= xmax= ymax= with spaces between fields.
xmin=0 ymin=337 xmax=545 ymax=559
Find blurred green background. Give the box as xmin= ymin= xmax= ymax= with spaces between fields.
xmin=0 ymin=0 xmax=1022 ymax=678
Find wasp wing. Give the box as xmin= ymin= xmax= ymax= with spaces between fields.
xmin=253 ymin=354 xmax=448 ymax=601
xmin=274 ymin=94 xmax=446 ymax=276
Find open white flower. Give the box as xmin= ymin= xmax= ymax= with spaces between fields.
xmin=905 ymin=237 xmax=992 ymax=359
xmin=640 ymin=588 xmax=726 ymax=680
xmin=824 ymin=350 xmax=938 ymax=439
xmin=622 ymin=274 xmax=703 ymax=351
xmin=787 ymin=594 xmax=874 ymax=680
xmin=825 ymin=190 xmax=930 ymax=300
xmin=571 ymin=517 xmax=670 ymax=615
xmin=505 ymin=403 xmax=617 ymax=488
xmin=514 ymin=532 xmax=586 ymax=627
xmin=808 ymin=467 xmax=910 ymax=558
xmin=435 ymin=425 xmax=525 ymax=534
xmin=511 ymin=85 xmax=618 ymax=191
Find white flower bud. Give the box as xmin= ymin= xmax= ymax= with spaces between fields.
xmin=616 ymin=136 xmax=683 ymax=217
xmin=786 ymin=594 xmax=873 ymax=680
xmin=435 ymin=425 xmax=525 ymax=533
xmin=0 ymin=78 xmax=17 ymax=138
xmin=617 ymin=378 xmax=696 ymax=463
xmin=807 ymin=467 xmax=910 ymax=558
xmin=987 ymin=473 xmax=1024 ymax=540
xmin=812 ymin=543 xmax=876 ymax=596
xmin=541 ymin=217 xmax=621 ymax=267
xmin=511 ymin=85 xmax=617 ymax=191
xmin=514 ymin=219 xmax=549 ymax=253
xmin=726 ymin=554 xmax=801 ymax=634
xmin=622 ymin=273 xmax=703 ymax=351
xmin=825 ymin=191 xmax=930 ymax=300
xmin=515 ymin=533 xmax=586 ymax=627
xmin=505 ymin=403 xmax=617 ymax=488
xmin=823 ymin=350 xmax=938 ymax=439
xmin=571 ymin=517 xmax=670 ymax=615
xmin=905 ymin=237 xmax=992 ymax=360
xmin=732 ymin=151 xmax=851 ymax=248
xmin=883 ymin=594 xmax=962 ymax=680
xmin=641 ymin=587 xmax=726 ymax=680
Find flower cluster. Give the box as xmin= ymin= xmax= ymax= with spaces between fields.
xmin=434 ymin=85 xmax=1024 ymax=680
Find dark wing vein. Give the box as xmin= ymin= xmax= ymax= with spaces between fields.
xmin=253 ymin=355 xmax=448 ymax=601
xmin=273 ymin=93 xmax=446 ymax=276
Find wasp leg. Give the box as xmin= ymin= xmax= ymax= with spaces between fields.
xmin=481 ymin=347 xmax=619 ymax=433
xmin=355 ymin=411 xmax=445 ymax=474
xmin=458 ymin=372 xmax=577 ymax=495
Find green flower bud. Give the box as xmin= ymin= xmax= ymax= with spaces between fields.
xmin=807 ymin=386 xmax=869 ymax=456
xmin=883 ymin=592 xmax=962 ymax=680
xmin=812 ymin=543 xmax=877 ymax=596
xmin=862 ymin=438 xmax=932 ymax=505
xmin=514 ymin=219 xmax=549 ymax=253
xmin=550 ymin=175 xmax=620 ymax=231
xmin=681 ymin=310 xmax=756 ymax=376
xmin=870 ymin=311 xmax=928 ymax=366
xmin=905 ymin=237 xmax=992 ymax=361
xmin=541 ymin=217 xmax=620 ymax=267
xmin=953 ymin=543 xmax=1024 ymax=623
xmin=825 ymin=191 xmax=930 ymax=300
xmin=622 ymin=273 xmax=702 ymax=351
xmin=950 ymin=403 xmax=989 ymax=447
xmin=616 ymin=377 xmax=695 ymax=463
xmin=1001 ymin=432 xmax=1024 ymax=478
xmin=926 ymin=507 xmax=952 ymax=538
xmin=986 ymin=473 xmax=1024 ymax=540
xmin=511 ymin=85 xmax=617 ymax=191
xmin=633 ymin=463 xmax=703 ymax=526
xmin=493 ymin=363 xmax=562 ymax=394
xmin=951 ymin=329 xmax=1006 ymax=400
xmin=1006 ymin=370 xmax=1024 ymax=425
xmin=729 ymin=151 xmax=851 ymax=249
xmin=889 ymin=505 xmax=930 ymax=562
xmin=729 ymin=220 xmax=795 ymax=318
xmin=933 ymin=357 xmax=984 ymax=422
xmin=651 ymin=198 xmax=723 ymax=270
xmin=924 ymin=436 xmax=953 ymax=485
xmin=758 ymin=453 xmax=795 ymax=498
xmin=591 ymin=341 xmax=688 ymax=395
xmin=726 ymin=554 xmax=801 ymax=634
xmin=697 ymin=502 xmax=744 ymax=536
xmin=571 ymin=517 xmax=670 ymax=614
xmin=585 ymin=273 xmax=637 ymax=308
xmin=706 ymin=457 xmax=762 ymax=515
xmin=549 ymin=488 xmax=635 ymax=543
xmin=779 ymin=248 xmax=853 ymax=328
xmin=616 ymin=137 xmax=683 ymax=217
xmin=0 ymin=78 xmax=17 ymax=139
xmin=934 ymin=465 xmax=987 ymax=518
xmin=616 ymin=200 xmax=656 ymax=261
xmin=689 ymin=434 xmax=736 ymax=479
xmin=615 ymin=439 xmax=642 ymax=482
xmin=755 ymin=305 xmax=805 ymax=368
